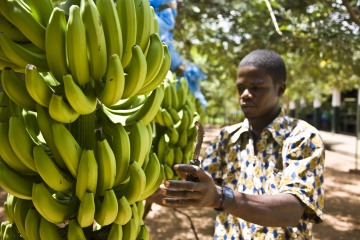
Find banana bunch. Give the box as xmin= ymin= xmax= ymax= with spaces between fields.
xmin=152 ymin=76 xmax=205 ymax=180
xmin=0 ymin=0 xmax=172 ymax=238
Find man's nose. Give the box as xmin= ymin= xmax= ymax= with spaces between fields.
xmin=240 ymin=89 xmax=252 ymax=99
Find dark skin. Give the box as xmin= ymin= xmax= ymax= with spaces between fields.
xmin=150 ymin=65 xmax=306 ymax=227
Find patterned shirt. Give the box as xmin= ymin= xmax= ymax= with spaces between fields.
xmin=201 ymin=110 xmax=325 ymax=240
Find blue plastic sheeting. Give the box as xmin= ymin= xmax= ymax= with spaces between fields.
xmin=150 ymin=0 xmax=208 ymax=108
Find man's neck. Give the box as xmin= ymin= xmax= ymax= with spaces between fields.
xmin=248 ymin=108 xmax=281 ymax=136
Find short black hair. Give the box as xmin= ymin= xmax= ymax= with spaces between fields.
xmin=238 ymin=49 xmax=286 ymax=83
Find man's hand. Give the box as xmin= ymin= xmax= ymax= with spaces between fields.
xmin=160 ymin=164 xmax=222 ymax=208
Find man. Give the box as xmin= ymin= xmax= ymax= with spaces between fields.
xmin=158 ymin=49 xmax=325 ymax=239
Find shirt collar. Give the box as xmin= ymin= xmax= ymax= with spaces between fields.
xmin=229 ymin=109 xmax=289 ymax=145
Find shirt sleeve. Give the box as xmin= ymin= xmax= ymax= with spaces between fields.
xmin=279 ymin=123 xmax=325 ymax=223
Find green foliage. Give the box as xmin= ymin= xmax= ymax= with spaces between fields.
xmin=174 ymin=0 xmax=360 ymax=116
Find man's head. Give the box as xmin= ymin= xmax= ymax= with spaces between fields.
xmin=239 ymin=49 xmax=286 ymax=84
xmin=236 ymin=49 xmax=286 ymax=129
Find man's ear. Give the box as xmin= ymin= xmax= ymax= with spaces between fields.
xmin=277 ymin=82 xmax=286 ymax=96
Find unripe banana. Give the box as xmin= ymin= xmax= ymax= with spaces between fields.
xmin=139 ymin=33 xmax=164 ymax=93
xmin=25 ymin=0 xmax=54 ymax=27
xmin=66 ymin=5 xmax=90 ymax=86
xmin=116 ymin=0 xmax=137 ymax=68
xmin=134 ymin=0 xmax=151 ymax=52
xmin=9 ymin=115 xmax=37 ymax=172
xmin=95 ymin=54 xmax=125 ymax=107
xmin=4 ymin=193 xmax=17 ymax=223
xmin=39 ymin=217 xmax=62 ymax=240
xmin=96 ymin=137 xmax=116 ymax=196
xmin=67 ymin=218 xmax=86 ymax=240
xmin=113 ymin=161 xmax=146 ymax=205
xmin=122 ymin=45 xmax=147 ymax=99
xmin=25 ymin=64 xmax=53 ymax=107
xmin=0 ymin=14 xmax=28 ymax=42
xmin=0 ymin=33 xmax=48 ymax=71
xmin=0 ymin=0 xmax=46 ymax=49
xmin=0 ymin=122 xmax=36 ymax=175
xmin=107 ymin=223 xmax=123 ymax=240
xmin=32 ymin=181 xmax=79 ymax=224
xmin=96 ymin=0 xmax=123 ymax=58
xmin=140 ymin=153 xmax=161 ymax=200
xmin=75 ymin=149 xmax=98 ymax=200
xmin=24 ymin=207 xmax=41 ymax=240
xmin=164 ymin=147 xmax=175 ymax=167
xmin=125 ymin=84 xmax=165 ymax=125
xmin=48 ymin=93 xmax=80 ymax=124
xmin=1 ymin=66 xmax=37 ymax=111
xmin=136 ymin=224 xmax=150 ymax=240
xmin=63 ymin=74 xmax=97 ymax=115
xmin=174 ymin=147 xmax=183 ymax=165
xmin=33 ymin=145 xmax=75 ymax=192
xmin=52 ymin=122 xmax=82 ymax=178
xmin=176 ymin=129 xmax=188 ymax=148
xmin=138 ymin=45 xmax=171 ymax=94
xmin=35 ymin=104 xmax=67 ymax=169
xmin=161 ymin=108 xmax=175 ymax=128
xmin=164 ymin=163 xmax=175 ymax=180
xmin=80 ymin=0 xmax=107 ymax=81
xmin=94 ymin=189 xmax=118 ymax=226
xmin=13 ymin=198 xmax=33 ymax=239
xmin=127 ymin=121 xmax=151 ymax=167
xmin=122 ymin=218 xmax=137 ymax=240
xmin=77 ymin=190 xmax=96 ymax=228
xmin=156 ymin=133 xmax=168 ymax=164
xmin=167 ymin=127 xmax=179 ymax=145
xmin=166 ymin=107 xmax=181 ymax=124
xmin=46 ymin=7 xmax=69 ymax=83
xmin=114 ymin=196 xmax=132 ymax=225
xmin=0 ymin=161 xmax=35 ymax=200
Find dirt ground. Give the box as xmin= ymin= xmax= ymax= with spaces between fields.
xmin=0 ymin=126 xmax=359 ymax=239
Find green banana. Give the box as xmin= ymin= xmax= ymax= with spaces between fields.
xmin=114 ymin=196 xmax=132 ymax=225
xmin=130 ymin=203 xmax=140 ymax=234
xmin=66 ymin=5 xmax=90 ymax=86
xmin=1 ymin=66 xmax=37 ymax=111
xmin=4 ymin=193 xmax=17 ymax=223
xmin=31 ymin=181 xmax=79 ymax=224
xmin=167 ymin=126 xmax=179 ymax=145
xmin=137 ymin=45 xmax=171 ymax=94
xmin=174 ymin=147 xmax=183 ymax=165
xmin=164 ymin=147 xmax=175 ymax=167
xmin=0 ymin=32 xmax=48 ymax=71
xmin=33 ymin=145 xmax=75 ymax=192
xmin=95 ymin=54 xmax=125 ymax=107
xmin=164 ymin=163 xmax=175 ymax=180
xmin=167 ymin=107 xmax=181 ymax=124
xmin=52 ymin=122 xmax=82 ymax=178
xmin=125 ymin=83 xmax=165 ymax=125
xmin=139 ymin=33 xmax=164 ymax=94
xmin=63 ymin=74 xmax=97 ymax=115
xmin=25 ymin=64 xmax=53 ymax=107
xmin=24 ymin=207 xmax=41 ymax=240
xmin=25 ymin=0 xmax=54 ymax=26
xmin=80 ymin=0 xmax=107 ymax=81
xmin=96 ymin=137 xmax=116 ymax=196
xmin=122 ymin=45 xmax=147 ymax=99
xmin=134 ymin=0 xmax=151 ymax=52
xmin=127 ymin=120 xmax=151 ymax=167
xmin=114 ymin=161 xmax=146 ymax=205
xmin=0 ymin=122 xmax=36 ymax=175
xmin=0 ymin=161 xmax=35 ymax=200
xmin=136 ymin=224 xmax=150 ymax=240
xmin=156 ymin=133 xmax=168 ymax=164
xmin=0 ymin=0 xmax=46 ymax=49
xmin=13 ymin=198 xmax=33 ymax=239
xmin=96 ymin=0 xmax=123 ymax=58
xmin=107 ymin=223 xmax=123 ymax=240
xmin=0 ymin=14 xmax=28 ymax=42
xmin=116 ymin=0 xmax=137 ymax=68
xmin=35 ymin=104 xmax=67 ymax=169
xmin=94 ymin=189 xmax=118 ymax=226
xmin=161 ymin=108 xmax=175 ymax=128
xmin=39 ymin=217 xmax=62 ymax=240
xmin=67 ymin=218 xmax=86 ymax=240
xmin=9 ymin=115 xmax=37 ymax=172
xmin=48 ymin=93 xmax=80 ymax=124
xmin=75 ymin=149 xmax=98 ymax=200
xmin=122 ymin=218 xmax=137 ymax=240
xmin=45 ymin=7 xmax=69 ymax=83
xmin=77 ymin=190 xmax=96 ymax=228
xmin=169 ymin=81 xmax=179 ymax=110
xmin=140 ymin=153 xmax=161 ymax=200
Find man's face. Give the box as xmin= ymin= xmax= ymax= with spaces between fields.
xmin=236 ymin=66 xmax=285 ymax=121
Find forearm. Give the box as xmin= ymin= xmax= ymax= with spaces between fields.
xmin=224 ymin=192 xmax=305 ymax=227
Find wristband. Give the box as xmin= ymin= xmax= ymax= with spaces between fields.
xmin=214 ymin=186 xmax=234 ymax=212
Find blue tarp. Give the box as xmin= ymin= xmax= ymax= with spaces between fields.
xmin=150 ymin=0 xmax=208 ymax=108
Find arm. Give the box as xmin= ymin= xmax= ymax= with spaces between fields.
xmin=161 ymin=164 xmax=305 ymax=227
